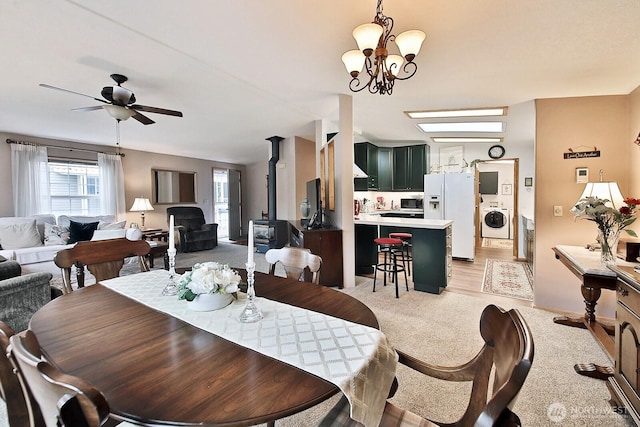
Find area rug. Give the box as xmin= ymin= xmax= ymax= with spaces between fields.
xmin=481 ymin=259 xmax=533 ymax=301
xmin=481 ymin=237 xmax=513 ymax=249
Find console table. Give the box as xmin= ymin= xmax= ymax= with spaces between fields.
xmin=552 ymin=245 xmax=636 ymax=379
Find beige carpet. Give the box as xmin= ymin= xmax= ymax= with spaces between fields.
xmin=482 ymin=259 xmax=534 ymax=301
xmin=3 ymin=243 xmax=633 ymax=426
xmin=481 ymin=237 xmax=514 ymax=249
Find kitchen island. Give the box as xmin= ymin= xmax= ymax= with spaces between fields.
xmin=355 ymin=213 xmax=452 ymax=294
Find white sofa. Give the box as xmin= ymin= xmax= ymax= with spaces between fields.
xmin=0 ymin=215 xmax=140 ymax=274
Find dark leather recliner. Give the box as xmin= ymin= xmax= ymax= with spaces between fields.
xmin=167 ymin=207 xmax=218 ymax=252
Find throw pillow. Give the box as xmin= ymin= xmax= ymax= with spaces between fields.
xmin=44 ymin=223 xmax=71 ymax=246
xmin=98 ymin=220 xmax=126 ymax=230
xmin=0 ymin=220 xmax=43 ymax=249
xmin=0 ymin=254 xmax=6 ymax=262
xmin=91 ymin=229 xmax=127 ymax=241
xmin=68 ymin=221 xmax=99 ymax=244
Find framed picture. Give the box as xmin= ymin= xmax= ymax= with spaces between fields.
xmin=439 ymin=146 xmax=464 ymax=173
xmin=524 ymin=177 xmax=533 ymax=187
xmin=502 ymin=184 xmax=512 ymax=195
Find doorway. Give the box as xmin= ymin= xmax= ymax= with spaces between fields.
xmin=213 ymin=168 xmax=242 ymax=240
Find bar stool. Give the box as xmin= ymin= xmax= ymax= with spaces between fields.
xmin=389 ymin=232 xmax=413 ymax=276
xmin=373 ymin=237 xmax=409 ymax=298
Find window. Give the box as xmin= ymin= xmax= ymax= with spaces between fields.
xmin=48 ymin=160 xmax=101 ymax=216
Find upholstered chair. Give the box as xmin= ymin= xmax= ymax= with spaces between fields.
xmin=167 ymin=207 xmax=218 ymax=252
xmin=0 ymin=261 xmax=53 ymax=332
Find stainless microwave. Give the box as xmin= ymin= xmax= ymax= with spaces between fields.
xmin=400 ymin=198 xmax=423 ymax=210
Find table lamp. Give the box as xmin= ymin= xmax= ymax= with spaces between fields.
xmin=130 ymin=197 xmax=154 ymax=229
xmin=574 ymin=170 xmax=624 ymax=209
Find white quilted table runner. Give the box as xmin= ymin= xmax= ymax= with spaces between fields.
xmin=101 ymin=270 xmax=398 ymax=427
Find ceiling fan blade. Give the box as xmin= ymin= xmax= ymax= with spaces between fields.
xmin=131 ymin=110 xmax=155 ymax=125
xmin=71 ymin=106 xmax=104 ymax=112
xmin=131 ymin=104 xmax=183 ymax=117
xmin=40 ymin=84 xmax=107 ymax=104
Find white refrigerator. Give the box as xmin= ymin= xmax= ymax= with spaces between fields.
xmin=424 ymin=172 xmax=476 ymax=260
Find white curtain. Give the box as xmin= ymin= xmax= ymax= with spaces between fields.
xmin=98 ymin=153 xmax=126 ymax=220
xmin=11 ymin=144 xmax=51 ymax=216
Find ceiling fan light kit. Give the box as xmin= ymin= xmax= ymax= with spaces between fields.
xmin=40 ymin=73 xmax=183 ymax=125
xmin=342 ymin=0 xmax=425 ymax=95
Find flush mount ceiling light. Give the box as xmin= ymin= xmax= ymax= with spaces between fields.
xmin=430 ymin=137 xmax=504 ymax=143
xmin=405 ymin=106 xmax=508 ymax=119
xmin=341 ymin=0 xmax=426 ymax=95
xmin=417 ymin=122 xmax=505 ymax=133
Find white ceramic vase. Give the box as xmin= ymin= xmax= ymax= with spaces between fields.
xmin=187 ymin=292 xmax=233 ymax=311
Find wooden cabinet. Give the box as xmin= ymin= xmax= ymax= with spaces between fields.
xmin=290 ymin=222 xmax=343 ymax=288
xmin=354 ymin=143 xmax=429 ymax=192
xmin=377 ymin=147 xmax=393 ymax=191
xmin=354 ymin=142 xmax=378 ymax=190
xmin=392 ymin=144 xmax=427 ymax=191
xmin=611 ymin=274 xmax=640 ymax=424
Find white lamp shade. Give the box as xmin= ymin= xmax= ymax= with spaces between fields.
xmin=353 ymin=23 xmax=383 ymax=53
xmin=386 ymin=55 xmax=405 ymax=76
xmin=395 ymin=30 xmax=426 ymax=59
xmin=576 ymin=182 xmax=625 ymax=209
xmin=130 ymin=197 xmax=154 ymax=212
xmin=342 ymin=50 xmax=366 ymax=74
xmin=104 ymin=105 xmax=133 ymax=121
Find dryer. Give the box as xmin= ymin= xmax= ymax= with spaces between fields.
xmin=482 ymin=208 xmax=510 ymax=239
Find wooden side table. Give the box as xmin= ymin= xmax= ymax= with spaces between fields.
xmin=147 ymin=242 xmax=169 ymax=270
xmin=142 ymin=229 xmax=169 ymax=242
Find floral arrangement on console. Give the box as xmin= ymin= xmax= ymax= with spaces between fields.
xmin=177 ymin=262 xmax=241 ymax=301
xmin=573 ymin=196 xmax=639 ymax=263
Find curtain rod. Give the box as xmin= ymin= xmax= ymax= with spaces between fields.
xmin=5 ymin=138 xmax=125 ymax=157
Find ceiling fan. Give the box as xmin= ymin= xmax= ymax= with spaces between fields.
xmin=40 ymin=73 xmax=183 ymax=125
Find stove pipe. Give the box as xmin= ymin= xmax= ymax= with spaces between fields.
xmin=266 ymin=136 xmax=283 ymax=221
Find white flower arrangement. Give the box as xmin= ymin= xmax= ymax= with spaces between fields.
xmin=177 ymin=262 xmax=241 ymax=301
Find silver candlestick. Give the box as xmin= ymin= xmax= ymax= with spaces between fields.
xmin=162 ymin=247 xmax=179 ymax=296
xmin=239 ymin=261 xmax=262 ymax=323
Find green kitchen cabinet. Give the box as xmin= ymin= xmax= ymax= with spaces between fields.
xmin=393 ymin=145 xmax=427 ymax=191
xmin=377 ymin=147 xmax=393 ymax=191
xmin=354 ymin=142 xmax=378 ymax=190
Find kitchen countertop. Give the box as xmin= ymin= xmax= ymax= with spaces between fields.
xmin=355 ymin=213 xmax=452 ymax=230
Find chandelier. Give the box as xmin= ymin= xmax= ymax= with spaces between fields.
xmin=341 ymin=0 xmax=426 ymax=95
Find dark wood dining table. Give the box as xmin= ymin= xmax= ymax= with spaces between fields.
xmin=29 ymin=271 xmax=380 ymax=426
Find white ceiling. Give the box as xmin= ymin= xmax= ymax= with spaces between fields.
xmin=1 ymin=0 xmax=639 ymax=164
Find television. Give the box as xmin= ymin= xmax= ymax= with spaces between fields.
xmin=479 ymin=171 xmax=499 ymax=195
xmin=305 ymin=178 xmax=322 ymax=229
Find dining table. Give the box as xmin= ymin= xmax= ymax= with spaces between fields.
xmin=29 ymin=269 xmax=397 ymax=427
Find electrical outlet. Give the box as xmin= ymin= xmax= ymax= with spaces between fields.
xmin=554 ymin=205 xmax=563 ymax=216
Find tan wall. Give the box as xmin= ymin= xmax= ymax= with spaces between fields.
xmin=294 ymin=136 xmax=316 ymax=220
xmin=629 ymin=86 xmax=640 ymax=216
xmin=0 ymin=132 xmax=245 ymax=231
xmin=534 ymin=95 xmax=630 ymax=318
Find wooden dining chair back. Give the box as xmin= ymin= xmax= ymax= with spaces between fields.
xmin=318 ymin=304 xmax=534 ymax=427
xmin=1 ymin=321 xmax=44 ymax=427
xmin=264 ymin=247 xmax=322 ymax=284
xmin=54 ymin=238 xmax=151 ymax=293
xmin=7 ymin=329 xmax=112 ymax=427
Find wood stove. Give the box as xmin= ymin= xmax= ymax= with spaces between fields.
xmin=253 ymin=220 xmax=289 ymax=253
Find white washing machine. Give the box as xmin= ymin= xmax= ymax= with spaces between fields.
xmin=482 ymin=208 xmax=510 ymax=239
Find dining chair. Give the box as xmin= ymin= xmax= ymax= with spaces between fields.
xmin=265 ymin=247 xmax=322 ymax=284
xmin=7 ymin=329 xmax=136 ymax=427
xmin=1 ymin=321 xmax=44 ymax=427
xmin=317 ymin=304 xmax=534 ymax=427
xmin=53 ymin=238 xmax=152 ymax=293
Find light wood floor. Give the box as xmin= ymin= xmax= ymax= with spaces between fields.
xmin=448 ymin=244 xmax=533 ymax=308
xmin=365 ymin=241 xmax=533 ymax=308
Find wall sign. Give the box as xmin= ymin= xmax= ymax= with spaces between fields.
xmin=563 ymin=146 xmax=600 ymax=159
